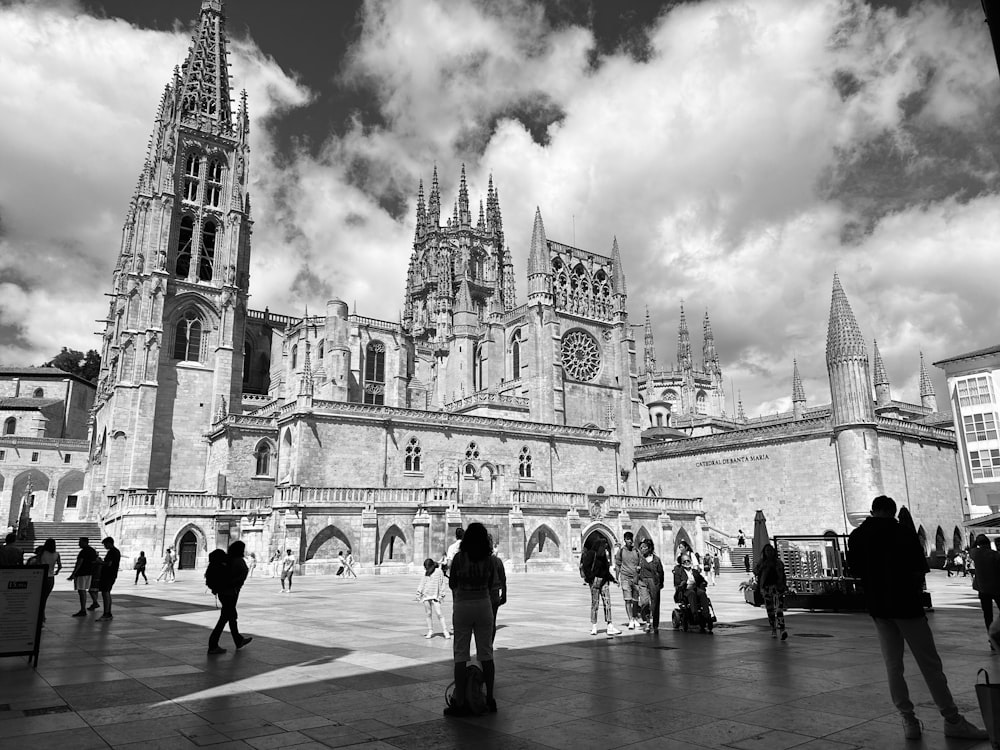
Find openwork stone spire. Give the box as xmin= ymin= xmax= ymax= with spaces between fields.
xmin=677 ymin=304 xmax=691 ymax=372
xmin=178 ymin=0 xmax=233 ymax=132
xmin=643 ymin=307 xmax=656 ymax=374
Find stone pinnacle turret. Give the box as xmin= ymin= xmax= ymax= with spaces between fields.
xmin=919 ymin=351 xmax=937 ymax=412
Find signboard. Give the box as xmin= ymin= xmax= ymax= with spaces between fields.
xmin=0 ymin=565 xmax=45 ymax=667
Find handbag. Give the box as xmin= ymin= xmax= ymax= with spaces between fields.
xmin=975 ymin=668 xmax=1000 ymax=747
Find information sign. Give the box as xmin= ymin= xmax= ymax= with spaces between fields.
xmin=0 ymin=565 xmax=46 ymax=667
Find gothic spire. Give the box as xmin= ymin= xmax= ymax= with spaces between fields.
xmin=792 ymin=359 xmax=806 ymax=403
xmin=299 ymin=341 xmax=314 ymax=397
xmin=702 ymin=309 xmax=719 ymax=371
xmin=677 ymin=304 xmax=691 ymax=372
xmin=919 ymin=351 xmax=937 ymax=411
xmin=458 ymin=164 xmax=470 ymax=226
xmin=177 ymin=0 xmax=233 ymax=132
xmin=736 ymin=392 xmax=747 ymax=422
xmin=452 ymin=200 xmax=459 ymax=227
xmin=455 ymin=278 xmax=474 ymax=313
xmin=527 ymin=207 xmax=548 ymax=276
xmin=611 ymin=237 xmax=626 ymax=295
xmin=477 ymin=199 xmax=485 ymax=231
xmin=826 ymin=273 xmax=867 ymax=365
xmin=415 ymin=179 xmax=426 ymax=238
xmin=643 ymin=307 xmax=656 ymax=374
xmin=502 ymin=245 xmax=516 ymax=309
xmin=872 ymin=339 xmax=889 ymax=386
xmin=428 ymin=166 xmax=441 ymax=228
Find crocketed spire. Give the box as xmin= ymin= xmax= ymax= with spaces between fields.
xmin=919 ymin=351 xmax=937 ymax=411
xmin=643 ymin=307 xmax=656 ymax=374
xmin=527 ymin=207 xmax=548 ymax=276
xmin=177 ymin=0 xmax=233 ymax=132
xmin=872 ymin=339 xmax=889 ymax=386
xmin=299 ymin=342 xmax=314 ymax=397
xmin=792 ymin=359 xmax=806 ymax=404
xmin=826 ymin=273 xmax=867 ymax=365
xmin=677 ymin=303 xmax=691 ymax=372
xmin=611 ymin=237 xmax=626 ymax=295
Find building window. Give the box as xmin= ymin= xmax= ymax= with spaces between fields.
xmin=696 ymin=391 xmax=707 ymax=414
xmin=33 ymin=387 xmax=44 ymax=398
xmin=183 ymin=153 xmax=200 ymax=203
xmin=207 ymin=159 xmax=223 ymax=208
xmin=199 ymin=219 xmax=216 ymax=281
xmin=176 ymin=215 xmax=194 ymax=278
xmin=64 ymin=454 xmax=71 ymax=464
xmin=958 ymin=376 xmax=994 ymax=408
xmin=473 ymin=344 xmax=485 ymax=391
xmin=405 ymin=437 xmax=421 ymax=472
xmin=318 ymin=341 xmax=324 ymax=360
xmin=518 ymin=446 xmax=532 ymax=478
xmin=2 ymin=417 xmax=14 ymax=435
xmin=66 ymin=495 xmax=78 ymax=509
xmin=254 ymin=441 xmax=272 ymax=476
xmin=172 ymin=309 xmax=203 ymax=361
xmin=291 ymin=344 xmax=298 ymax=369
xmin=656 ymin=414 xmax=664 ymax=427
xmin=971 ymin=448 xmax=1000 ymax=479
xmin=560 ymin=329 xmax=601 ymax=382
xmin=30 ymin=452 xmax=39 ymax=463
xmin=464 ymin=463 xmax=476 ymax=477
xmin=0 ymin=450 xmax=5 ymax=460
xmin=964 ymin=413 xmax=999 ymax=443
xmin=511 ymin=331 xmax=521 ymax=379
xmin=363 ymin=341 xmax=386 ymax=405
xmin=465 ymin=441 xmax=480 ymax=460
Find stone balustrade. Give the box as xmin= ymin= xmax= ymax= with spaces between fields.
xmin=276 ymin=486 xmax=458 ymax=507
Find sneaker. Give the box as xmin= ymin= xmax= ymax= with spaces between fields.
xmin=236 ymin=636 xmax=253 ymax=650
xmin=943 ymin=716 xmax=988 ymax=740
xmin=425 ymin=631 xmax=434 ymax=639
xmin=627 ymin=620 xmax=636 ymax=630
xmin=207 ymin=646 xmax=227 ymax=655
xmin=71 ymin=610 xmax=86 ymax=617
xmin=780 ymin=629 xmax=788 ymax=641
xmin=444 ymin=632 xmax=451 ymax=639
xmin=590 ymin=624 xmax=598 ymax=636
xmin=607 ymin=624 xmax=622 ymax=636
xmin=902 ymin=715 xmax=921 ymax=740
xmin=99 ymin=613 xmax=113 ymax=620
xmin=87 ymin=603 xmax=99 ymax=611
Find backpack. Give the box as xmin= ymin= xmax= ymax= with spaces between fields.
xmin=445 ymin=663 xmax=487 ymax=715
xmin=205 ymin=549 xmax=230 ymax=594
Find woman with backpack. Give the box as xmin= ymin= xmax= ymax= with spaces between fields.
xmin=206 ymin=540 xmax=253 ymax=655
xmin=580 ymin=536 xmax=622 ymax=637
xmin=444 ymin=522 xmax=496 ymax=717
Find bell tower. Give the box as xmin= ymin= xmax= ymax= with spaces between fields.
xmin=88 ymin=0 xmax=252 ymax=502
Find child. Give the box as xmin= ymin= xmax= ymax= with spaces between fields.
xmin=247 ymin=552 xmax=257 ymax=578
xmin=415 ymin=558 xmax=450 ymax=639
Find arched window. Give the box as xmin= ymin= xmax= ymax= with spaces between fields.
xmin=291 ymin=344 xmax=298 ymax=369
xmin=172 ymin=309 xmax=203 ymax=361
xmin=518 ymin=446 xmax=532 ymax=478
xmin=3 ymin=417 xmax=15 ymax=435
xmin=473 ymin=343 xmax=485 ymax=391
xmin=655 ymin=414 xmax=663 ymax=427
xmin=404 ymin=437 xmax=421 ymax=472
xmin=254 ymin=441 xmax=272 ymax=476
xmin=464 ymin=463 xmax=476 ymax=477
xmin=510 ymin=331 xmax=521 ymax=379
xmin=318 ymin=341 xmax=325 ymax=361
xmin=32 ymin=387 xmax=44 ymax=398
xmin=696 ymin=391 xmax=707 ymax=414
xmin=465 ymin=441 xmax=480 ymax=460
xmin=183 ymin=153 xmax=200 ymax=202
xmin=176 ymin=215 xmax=194 ymax=278
xmin=198 ymin=220 xmax=216 ymax=281
xmin=206 ymin=159 xmax=223 ymax=208
xmin=364 ymin=341 xmax=386 ymax=405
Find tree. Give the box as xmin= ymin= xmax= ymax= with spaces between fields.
xmin=44 ymin=348 xmax=101 ymax=383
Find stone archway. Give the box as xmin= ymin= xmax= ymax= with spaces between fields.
xmin=173 ymin=523 xmax=209 ymax=570
xmin=581 ymin=521 xmax=617 ymax=553
xmin=525 ymin=523 xmax=561 ymax=562
xmin=306 ymin=525 xmax=353 ymax=561
xmin=8 ymin=469 xmax=50 ymax=528
xmin=54 ymin=470 xmax=85 ymax=522
xmin=379 ymin=524 xmax=408 ymax=564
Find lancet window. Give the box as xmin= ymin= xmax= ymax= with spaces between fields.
xmin=183 ymin=153 xmax=200 ymax=203
xmin=172 ymin=309 xmax=203 ymax=362
xmin=207 ymin=159 xmax=223 ymax=208
xmin=363 ymin=341 xmax=386 ymax=405
xmin=518 ymin=446 xmax=532 ymax=478
xmin=199 ymin=219 xmax=216 ymax=281
xmin=254 ymin=440 xmax=273 ymax=476
xmin=510 ymin=330 xmax=521 ymax=379
xmin=404 ymin=437 xmax=422 ymax=472
xmin=176 ymin=216 xmax=194 ymax=278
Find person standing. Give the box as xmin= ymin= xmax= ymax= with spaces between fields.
xmin=970 ymin=534 xmax=1000 ymax=650
xmin=737 ymin=529 xmax=746 ymax=546
xmin=99 ymin=537 xmax=121 ymax=620
xmin=207 ymin=541 xmax=252 ymax=655
xmin=489 ymin=538 xmax=506 ymax=642
xmin=0 ymin=532 xmax=23 ymax=565
xmin=445 ymin=522 xmax=496 ymax=716
xmin=38 ymin=538 xmax=61 ymax=623
xmin=848 ymin=495 xmax=987 ymax=741
xmin=279 ymin=549 xmax=295 ymax=593
xmin=753 ymin=543 xmax=788 ymax=640
xmin=416 ymin=558 xmax=450 ymax=639
xmin=637 ymin=539 xmax=665 ymax=633
xmin=580 ymin=537 xmax=621 ymax=637
xmin=68 ymin=537 xmax=98 ymax=617
xmin=247 ymin=552 xmax=257 ymax=578
xmin=134 ymin=551 xmax=148 ymax=584
xmin=713 ymin=553 xmax=721 ymax=580
xmin=444 ymin=527 xmax=464 ymax=572
xmin=615 ymin=532 xmax=641 ymax=629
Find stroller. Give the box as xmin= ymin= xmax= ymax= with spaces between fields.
xmin=671 ymin=585 xmax=716 ymax=633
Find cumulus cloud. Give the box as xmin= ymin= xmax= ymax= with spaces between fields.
xmin=1 ymin=0 xmax=997 ymax=419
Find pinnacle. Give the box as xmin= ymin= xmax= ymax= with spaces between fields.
xmin=527 ymin=207 xmax=547 ymax=276
xmin=611 ymin=237 xmax=626 ymax=295
xmin=792 ymin=359 xmax=806 ymax=403
xmin=872 ymin=339 xmax=889 ymax=386
xmin=826 ymin=274 xmax=867 ymax=363
xmin=919 ymin=351 xmax=935 ymax=397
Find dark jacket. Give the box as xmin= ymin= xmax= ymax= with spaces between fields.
xmin=580 ymin=548 xmax=614 ymax=585
xmin=638 ymin=554 xmax=664 ymax=589
xmin=972 ymin=546 xmax=1000 ymax=595
xmin=753 ymin=556 xmax=787 ymax=591
xmin=672 ymin=564 xmax=707 ymax=601
xmin=848 ymin=515 xmax=928 ymax=619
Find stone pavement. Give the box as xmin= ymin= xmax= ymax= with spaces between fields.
xmin=0 ymin=568 xmax=996 ymax=749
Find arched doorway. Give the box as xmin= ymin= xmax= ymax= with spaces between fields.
xmin=178 ymin=530 xmax=198 ymax=569
xmin=581 ymin=523 xmax=616 ymax=554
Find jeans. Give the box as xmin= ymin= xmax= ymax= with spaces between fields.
xmin=638 ymin=580 xmax=660 ymax=630
xmin=979 ymin=592 xmax=1000 ymax=629
xmin=209 ymin=591 xmax=243 ymax=648
xmin=871 ymin=615 xmax=959 ymax=720
xmin=761 ymin=585 xmax=785 ymax=632
xmin=590 ymin=579 xmax=612 ymax=624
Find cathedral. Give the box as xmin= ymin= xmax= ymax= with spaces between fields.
xmin=3 ymin=0 xmax=963 ymax=573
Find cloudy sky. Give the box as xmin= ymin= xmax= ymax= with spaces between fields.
xmin=1 ymin=0 xmax=998 ymax=417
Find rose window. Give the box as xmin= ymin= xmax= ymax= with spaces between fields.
xmin=561 ymin=330 xmax=601 ymax=382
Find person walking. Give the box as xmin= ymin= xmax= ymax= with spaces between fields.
xmin=753 ymin=543 xmax=788 ymax=640
xmin=637 ymin=539 xmax=665 ymax=632
xmin=134 ymin=551 xmax=148 ymax=584
xmin=279 ymin=549 xmax=295 ymax=593
xmin=266 ymin=548 xmax=280 ymax=577
xmin=579 ymin=536 xmax=621 ymax=637
xmin=207 ymin=540 xmax=252 ymax=655
xmin=489 ymin=538 xmax=506 ymax=642
xmin=156 ymin=547 xmax=175 ymax=582
xmin=615 ymin=532 xmax=641 ymax=629
xmin=713 ymin=553 xmax=721 ymax=580
xmin=970 ymin=534 xmax=1000 ymax=651
xmin=343 ymin=551 xmax=358 ymax=578
xmin=247 ymin=552 xmax=257 ymax=578
xmin=335 ymin=550 xmax=347 ymax=577
xmin=444 ymin=522 xmax=496 ymax=717
xmin=99 ymin=537 xmax=121 ymax=620
xmin=848 ymin=495 xmax=987 ymax=741
xmin=703 ymin=552 xmax=714 ymax=586
xmin=737 ymin=529 xmax=746 ymax=546
xmin=416 ymin=558 xmax=450 ymax=639
xmin=444 ymin=527 xmax=464 ymax=572
xmin=68 ymin=537 xmax=98 ymax=617
xmin=38 ymin=538 xmax=61 ymax=623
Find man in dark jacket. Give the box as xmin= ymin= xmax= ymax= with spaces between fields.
xmin=848 ymin=496 xmax=986 ymax=741
xmin=971 ymin=534 xmax=1000 ymax=648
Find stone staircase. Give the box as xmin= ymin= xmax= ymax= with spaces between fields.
xmin=727 ymin=546 xmax=755 ymax=573
xmin=18 ymin=521 xmax=105 ymax=564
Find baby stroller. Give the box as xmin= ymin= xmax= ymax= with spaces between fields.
xmin=671 ymin=585 xmax=716 ymax=633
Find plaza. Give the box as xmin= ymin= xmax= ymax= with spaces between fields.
xmin=0 ymin=569 xmax=995 ymax=749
